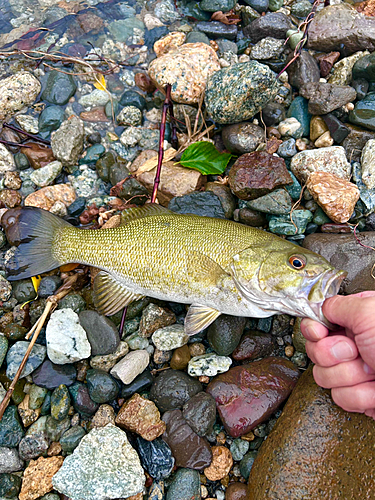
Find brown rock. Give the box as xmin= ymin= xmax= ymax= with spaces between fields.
xmin=129 ymin=149 xmax=158 ymax=173
xmin=318 ymin=51 xmax=341 ymax=78
xmin=162 ymin=409 xmax=213 ymax=469
xmin=232 ymin=331 xmax=274 ymax=361
xmin=246 ymin=367 xmax=375 ymax=500
xmin=115 ymin=393 xmax=166 ymax=441
xmin=228 ymin=151 xmax=292 ymax=200
xmin=127 ymin=494 xmax=143 ymax=500
xmin=226 ymin=482 xmax=248 ymax=500
xmin=135 ymin=73 xmax=156 ymax=93
xmin=21 ymin=143 xmax=55 ymax=170
xmin=90 ymin=404 xmax=116 ymax=428
xmin=355 ymin=0 xmax=375 ymax=16
xmin=18 ymin=394 xmax=41 ymax=427
xmin=139 ymin=303 xmax=176 ymax=338
xmin=153 ymin=349 xmax=172 ymax=364
xmin=80 ymin=107 xmax=110 ymax=122
xmin=341 ymin=124 xmax=375 ymax=163
xmin=237 ymin=208 xmax=267 ymax=227
xmin=0 ymin=72 xmax=41 ymax=122
xmin=137 ymin=160 xmax=206 ymax=206
xmin=19 ymin=456 xmax=64 ymax=500
xmin=154 ymin=32 xmax=186 ymax=57
xmin=0 ymin=189 xmax=22 ymax=208
xmin=47 ymin=442 xmax=62 ymax=456
xmin=77 ymin=12 xmax=103 ymax=33
xmin=4 ymin=171 xmax=22 ymax=190
xmin=306 ymin=171 xmax=359 ymax=223
xmin=204 ymin=446 xmax=233 ymax=481
xmin=24 ymin=184 xmax=76 ymax=210
xmin=148 ymin=43 xmax=220 ymax=104
xmin=310 ymin=116 xmax=328 ymax=142
xmin=320 ymin=222 xmax=352 ymax=233
xmin=170 ymin=345 xmax=191 ymax=370
xmin=299 ymin=82 xmax=357 ymax=115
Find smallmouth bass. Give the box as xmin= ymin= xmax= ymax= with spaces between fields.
xmin=2 ymin=204 xmax=347 ymax=334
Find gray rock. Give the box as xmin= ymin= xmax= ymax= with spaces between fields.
xmin=230 ymin=438 xmax=250 ymax=461
xmin=18 ymin=433 xmax=49 ymax=460
xmin=361 ymin=139 xmax=375 ymax=190
xmin=79 ymin=311 xmax=120 ymax=356
xmin=290 ymin=146 xmax=351 ymax=183
xmin=108 ymin=18 xmax=145 ymax=43
xmin=182 ymin=392 xmax=217 ymax=437
xmin=46 ymin=308 xmax=91 ymax=364
xmin=196 ymin=21 xmax=237 ymax=40
xmin=152 ymin=325 xmax=189 ymax=351
xmin=244 ymin=12 xmax=292 ymax=42
xmin=29 ymin=385 xmax=48 ymax=409
xmin=6 ymin=341 xmax=46 ymax=380
xmin=150 ymin=369 xmax=202 ymax=412
xmin=286 ymin=50 xmax=320 ymax=89
xmin=166 ymin=468 xmax=201 ymax=500
xmin=117 ymin=106 xmax=142 ymax=126
xmin=250 ymin=37 xmax=285 ymax=60
xmin=188 ymin=353 xmax=232 ymax=377
xmin=15 ymin=114 xmax=39 ymax=134
xmin=299 ymin=82 xmax=357 ymax=115
xmin=52 ymin=424 xmax=145 ymax=500
xmin=205 ymin=62 xmax=278 ymax=124
xmin=42 ymin=70 xmax=76 ymax=105
xmin=79 ymin=89 xmax=110 ymax=109
xmin=169 ymin=191 xmax=226 ymax=218
xmin=0 ymin=447 xmax=24 ymax=473
xmin=247 ymin=189 xmax=292 ymax=215
xmin=29 ymin=161 xmax=62 ymax=188
xmin=353 ymin=161 xmax=375 ymax=215
xmin=51 ymin=116 xmax=85 ymax=170
xmin=207 ymin=315 xmax=246 ymax=356
xmin=0 ymin=72 xmax=41 ymax=122
xmin=222 ymin=122 xmax=264 ymax=155
xmin=110 ymin=349 xmax=149 ymax=384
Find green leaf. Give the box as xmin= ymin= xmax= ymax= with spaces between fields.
xmin=179 ymin=141 xmax=232 ymax=175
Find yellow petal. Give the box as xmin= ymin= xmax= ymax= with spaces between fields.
xmin=94 ymin=74 xmax=106 ymax=91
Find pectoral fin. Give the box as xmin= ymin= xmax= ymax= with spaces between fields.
xmin=185 ymin=304 xmax=221 ymax=335
xmin=93 ymin=271 xmax=144 ymax=316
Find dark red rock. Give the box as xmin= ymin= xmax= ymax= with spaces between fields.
xmin=228 ymin=152 xmax=292 ymax=200
xmin=21 ymin=143 xmax=55 ymax=169
xmin=162 ymin=409 xmax=212 ymax=470
xmin=135 ymin=73 xmax=156 ymax=93
xmin=232 ymin=331 xmax=274 ymax=361
xmin=317 ymin=51 xmax=340 ymax=78
xmin=206 ymin=357 xmax=299 ymax=438
xmin=321 ymin=223 xmax=352 ymax=233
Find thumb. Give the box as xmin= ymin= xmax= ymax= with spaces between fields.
xmin=323 ymin=293 xmax=375 ymax=371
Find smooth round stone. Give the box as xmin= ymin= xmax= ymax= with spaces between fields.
xmin=225 ymin=482 xmax=248 ymax=500
xmin=14 ymin=152 xmax=30 ymax=170
xmin=38 ymin=106 xmax=65 ymax=134
xmin=277 ymin=138 xmax=297 ymax=158
xmin=60 ymin=426 xmax=86 ymax=453
xmin=230 ymin=438 xmax=250 ymax=461
xmin=40 ymin=392 xmax=52 ymax=415
xmin=6 ymin=341 xmax=46 ymax=380
xmin=42 ymin=70 xmax=77 ymax=105
xmin=170 ymin=345 xmax=191 ymax=371
xmin=18 ymin=433 xmax=49 ymax=460
xmin=121 ymin=369 xmax=153 ymax=399
xmin=269 ymin=0 xmax=283 ymax=10
xmin=32 ymin=360 xmax=77 ymax=389
xmin=38 ymin=275 xmax=62 ymax=298
xmin=185 ymin=31 xmax=210 ymax=44
xmin=291 ymin=0 xmax=312 ymax=18
xmin=58 ymin=294 xmax=86 ymax=314
xmin=136 ymin=436 xmax=175 ymax=480
xmin=349 ymin=92 xmax=375 ymax=131
xmin=110 ymin=349 xmax=150 ymax=385
xmin=119 ymin=90 xmax=146 ymax=110
xmin=79 ymin=311 xmax=120 ymax=356
xmin=245 ymin=0 xmax=269 ymax=14
xmin=352 ymin=52 xmax=375 ymax=82
xmin=200 ymin=0 xmax=236 ymax=12
xmin=182 ymin=392 xmax=216 ymax=436
xmin=68 ymin=381 xmax=99 ymax=416
xmin=45 ymin=415 xmax=70 ymax=442
xmin=125 ymin=333 xmax=149 ymax=351
xmin=188 ymin=353 xmax=232 ymax=377
xmin=0 ymin=406 xmax=24 ymax=448
xmin=81 ymin=144 xmax=105 ymax=164
xmin=166 ymin=468 xmax=201 ymax=500
xmin=86 ymin=369 xmax=119 ymax=404
xmin=261 ymin=102 xmax=285 ymax=127
xmin=0 ymin=335 xmax=8 ymax=368
xmin=51 ymin=384 xmax=71 ymax=421
xmin=0 ymin=473 xmax=21 ymax=498
xmin=150 ymin=369 xmax=202 ymax=412
xmin=222 ymin=122 xmax=264 ymax=155
xmin=108 ymin=18 xmax=145 ymax=43
xmin=29 ymin=385 xmax=48 ymax=410
xmin=240 ymin=451 xmax=258 ymax=479
xmin=0 ymin=447 xmax=23 ymax=474
xmin=87 ymin=132 xmax=102 ymax=144
xmin=96 ymin=152 xmax=116 ymax=182
xmin=207 ymin=315 xmax=246 ymax=356
xmin=197 ymin=21 xmax=237 ymax=40
xmin=11 ymin=279 xmax=36 ymax=303
xmin=104 ymin=99 xmax=119 ymax=119
xmin=152 ymin=324 xmax=188 ymax=351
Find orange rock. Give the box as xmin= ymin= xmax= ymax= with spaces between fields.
xmin=204 ymin=446 xmax=233 ymax=481
xmin=115 ymin=393 xmax=166 ymax=441
xmin=80 ymin=107 xmax=110 ymax=122
xmin=19 ymin=456 xmax=64 ymax=500
xmin=25 ymin=184 xmax=76 ymax=211
xmin=21 ymin=143 xmax=55 ymax=170
xmin=0 ymin=189 xmax=22 ymax=208
xmin=154 ymin=32 xmax=186 ymax=57
xmin=306 ymin=171 xmax=359 ymax=223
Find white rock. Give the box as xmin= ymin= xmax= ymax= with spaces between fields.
xmin=278 ymin=117 xmax=303 ymax=138
xmin=14 ymin=114 xmax=39 ymax=134
xmin=46 ymin=308 xmax=91 ymax=364
xmin=0 ymin=144 xmax=16 ymax=175
xmin=152 ymin=324 xmax=189 ymax=351
xmin=361 ymin=139 xmax=375 ymax=190
xmin=110 ymin=349 xmax=149 ymax=384
xmin=291 ymin=146 xmax=351 ymax=183
xmin=30 ymin=160 xmax=62 ymax=187
xmin=188 ymin=353 xmax=232 ymax=377
xmin=0 ymin=72 xmax=41 ymax=122
xmin=78 ymin=89 xmax=110 ymax=109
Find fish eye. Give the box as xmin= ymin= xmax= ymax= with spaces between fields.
xmin=288 ymin=255 xmax=306 ymax=270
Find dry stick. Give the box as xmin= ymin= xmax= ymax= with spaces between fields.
xmin=3 ymin=123 xmax=50 ymax=146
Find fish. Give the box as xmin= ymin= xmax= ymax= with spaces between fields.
xmin=1 ymin=204 xmax=347 ymax=335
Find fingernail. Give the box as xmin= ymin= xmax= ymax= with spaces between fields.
xmin=364 ymin=363 xmax=375 ymax=375
xmin=331 ymin=341 xmax=354 ymax=361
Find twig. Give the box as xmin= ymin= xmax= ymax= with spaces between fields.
xmin=119 ymin=306 xmax=128 ymax=337
xmin=289 ymin=184 xmax=306 ymax=234
xmin=0 ymin=139 xmax=31 ymax=148
xmin=3 ymin=123 xmax=50 ymax=146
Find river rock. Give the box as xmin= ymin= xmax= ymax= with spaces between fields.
xmin=286 ymin=50 xmax=320 ymax=89
xmin=150 ymin=369 xmax=202 ymax=412
xmin=162 ymin=409 xmax=212 ymax=469
xmin=19 ymin=456 xmax=64 ymax=500
xmin=116 ymin=393 xmax=166 ymax=440
xmin=0 ymin=406 xmax=24 ymax=448
xmin=290 ymin=146 xmax=351 ymax=183
xmin=205 ymin=62 xmax=278 ymax=124
xmin=244 ymin=12 xmax=292 ymax=42
xmin=307 ymin=4 xmax=375 ymax=54
xmin=299 ymin=82 xmax=357 ymax=115
xmin=341 ymin=124 xmax=375 ymax=163
xmin=139 ymin=303 xmax=176 ymax=338
xmin=229 ymin=151 xmax=292 ymax=200
xmin=46 ymin=308 xmax=91 ymax=364
xmin=246 ymin=367 xmax=375 ymax=499
xmin=53 ymin=425 xmax=144 ymax=499
xmin=86 ymin=369 xmax=119 ymax=404
xmin=0 ymin=72 xmax=41 ymax=122
xmin=204 ymin=445 xmax=233 ymax=481
xmin=0 ymin=447 xmax=23 ymax=473
xmin=90 ymin=341 xmax=129 ymax=372
xmin=246 ymin=189 xmax=292 ymax=215
xmin=349 ymin=91 xmax=375 ymax=131
xmin=29 ymin=161 xmax=62 ymax=188
xmin=250 ymin=37 xmax=284 ymax=60
xmin=222 ymin=122 xmax=264 ymax=155
xmin=196 ymin=21 xmax=237 ymax=40
xmin=232 ymin=331 xmax=274 ymax=361
xmin=169 ymin=190 xmax=226 ymax=218
xmin=182 ymin=392 xmax=216 ymax=436
xmin=329 ymin=51 xmax=369 ymax=86
xmin=6 ymin=341 xmax=46 ymax=380
xmin=32 ymin=360 xmax=77 ymax=389
xmin=42 ymin=70 xmax=76 ymax=105
xmin=38 ymin=105 xmax=65 ymax=134
xmin=79 ymin=310 xmax=120 ymax=355
xmin=21 ymin=143 xmax=55 ymax=170
xmin=306 ymin=172 xmax=359 ymax=223
xmin=188 ymin=353 xmax=232 ymax=377
xmin=69 ymin=381 xmax=99 ymax=416
xmin=360 ymin=139 xmax=375 ymax=189
xmin=207 ymin=315 xmax=246 ymax=356
xmin=18 ymin=433 xmax=49 ymax=461
xmin=207 ymin=357 xmax=299 ymax=438
xmin=60 ymin=426 xmax=86 ymax=453
xmin=24 ymin=184 xmax=76 ymax=211
xmin=136 ymin=436 xmax=174 ymax=479
xmin=110 ymin=349 xmax=149 ymax=384
xmin=51 ymin=116 xmax=85 ymax=169
xmin=166 ymin=468 xmax=201 ymax=500
xmin=0 ymin=144 xmax=16 ymax=175
xmin=148 ymin=42 xmax=220 ymax=104
xmin=152 ymin=324 xmax=189 ymax=351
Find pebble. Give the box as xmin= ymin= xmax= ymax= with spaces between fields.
xmin=90 ymin=404 xmax=116 ymax=428
xmin=0 ymin=447 xmax=24 ymax=473
xmin=170 ymin=345 xmax=191 ymax=370
xmin=290 ymin=146 xmax=351 ymax=183
xmin=188 ymin=353 xmax=232 ymax=377
xmin=204 ymin=446 xmax=233 ymax=481
xmin=360 ymin=139 xmax=375 ymax=189
xmin=42 ymin=70 xmax=76 ymax=105
xmin=6 ymin=341 xmax=46 ymax=380
xmin=121 ymin=369 xmax=154 ymax=399
xmin=0 ymin=473 xmax=22 ymax=498
xmin=51 ymin=116 xmax=85 ymax=169
xmin=230 ymin=438 xmax=250 ymax=462
xmin=299 ymin=82 xmax=357 ymax=115
xmin=150 ymin=369 xmax=202 ymax=412
xmin=0 ymin=144 xmax=16 ymax=175
xmin=86 ymin=368 xmax=119 ymax=403
xmin=68 ymin=381 xmax=99 ymax=417
xmin=182 ymin=392 xmax=217 ymax=436
xmin=233 ymin=331 xmax=274 ymax=361
xmin=52 ymin=425 xmax=145 ymax=500
xmin=207 ymin=315 xmax=246 ymax=356
xmin=110 ymin=349 xmax=150 ymax=384
xmin=46 ymin=309 xmax=91 ymax=364
xmin=116 ymin=393 xmax=166 ymax=440
xmin=139 ymin=303 xmax=176 ymax=338
xmin=250 ymin=37 xmax=284 ymax=60
xmin=244 ymin=12 xmax=292 ymax=42
xmin=45 ymin=416 xmax=70 ymax=442
xmin=15 ymin=114 xmax=39 ymax=134
xmin=18 ymin=394 xmax=41 ymax=427
xmin=136 ymin=436 xmax=175 ymax=479
xmin=0 ymin=405 xmax=24 ymax=447
xmin=116 ymin=106 xmax=143 ymax=126
xmin=19 ymin=456 xmax=64 ymax=500
xmin=32 ymin=360 xmax=77 ymax=390
xmin=152 ymin=324 xmax=189 ymax=351
xmin=225 ymin=482 xmax=248 ymax=500
xmin=60 ymin=425 xmax=86 ymax=453
xmin=0 ymin=72 xmax=41 ymax=122
xmin=239 ymin=451 xmax=258 ymax=480
xmin=166 ymin=468 xmax=201 ymax=500
xmin=24 ymin=184 xmax=76 ymax=211
xmin=79 ymin=310 xmax=120 ymax=355
xmin=18 ymin=433 xmax=49 ymax=461
xmin=38 ymin=106 xmax=65 ymax=134
xmin=29 ymin=161 xmax=62 ymax=188
xmin=90 ymin=341 xmax=129 ymax=372
xmin=50 ymin=384 xmax=70 ymax=421
xmin=222 ymin=122 xmax=264 ymax=155
xmin=169 ymin=191 xmax=226 ymax=218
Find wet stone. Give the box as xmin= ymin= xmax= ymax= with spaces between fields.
xmin=18 ymin=433 xmax=49 ymax=461
xmin=290 ymin=146 xmax=351 ymax=183
xmin=42 ymin=70 xmax=77 ymax=105
xmin=32 ymin=360 xmax=77 ymax=390
xmin=188 ymin=354 xmax=232 ymax=377
xmin=50 ymin=385 xmax=70 ymax=421
xmin=225 ymin=482 xmax=248 ymax=500
xmin=152 ymin=324 xmax=188 ymax=351
xmin=121 ymin=369 xmax=154 ymax=400
xmin=182 ymin=392 xmax=217 ymax=437
xmin=233 ymin=331 xmax=274 ymax=361
xmin=230 ymin=438 xmax=250 ymax=461
xmin=196 ymin=21 xmax=237 ymax=40
xmin=68 ymin=381 xmax=99 ymax=417
xmin=150 ymin=369 xmax=202 ymax=412
xmin=240 ymin=451 xmax=258 ymax=480
xmin=268 ymin=209 xmax=313 ymax=235
xmin=299 ymin=82 xmax=357 ymax=115
xmin=37 ymin=276 xmax=62 ymax=299
xmin=60 ymin=426 xmax=86 ymax=453
xmin=29 ymin=385 xmax=48 ymax=410
xmin=246 ymin=189 xmax=292 ymax=215
xmin=207 ymin=315 xmax=246 ymax=356
xmin=286 ymin=51 xmax=320 ymax=90
xmin=38 ymin=106 xmax=65 ymax=135
xmin=110 ymin=349 xmax=150 ymax=385
xmin=0 ymin=472 xmax=22 ymax=498
xmin=244 ymin=12 xmax=293 ymax=42
xmin=0 ymin=406 xmax=24 ymax=448
xmin=86 ymin=369 xmax=119 ymax=404
xmin=162 ymin=409 xmax=212 ymax=469
xmin=119 ymin=90 xmax=147 ymax=110
xmin=6 ymin=341 xmax=46 ymax=380
xmin=262 ymin=102 xmax=286 ymax=127
xmin=166 ymin=468 xmax=201 ymax=500
xmin=222 ymin=122 xmax=264 ymax=155
xmin=79 ymin=311 xmax=120 ymax=356
xmin=12 ymin=279 xmax=36 ymax=303
xmin=204 ymin=445 xmax=233 ymax=481
xmin=18 ymin=395 xmax=41 ymax=428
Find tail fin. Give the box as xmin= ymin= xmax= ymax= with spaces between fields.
xmin=1 ymin=207 xmax=71 ymax=281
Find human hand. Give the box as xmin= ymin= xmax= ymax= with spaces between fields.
xmin=301 ymin=291 xmax=375 ymax=419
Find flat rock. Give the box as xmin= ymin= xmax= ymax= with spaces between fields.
xmin=232 ymin=331 xmax=274 ymax=361
xmin=6 ymin=341 xmax=46 ymax=380
xmin=139 ymin=303 xmax=176 ymax=338
xmin=341 ymin=124 xmax=375 ymax=163
xmin=32 ymin=360 xmax=77 ymax=390
xmin=246 ymin=367 xmax=375 ymax=499
xmin=361 ymin=139 xmax=375 ymax=189
xmin=286 ymin=50 xmax=320 ymax=89
xmin=79 ymin=310 xmax=120 ymax=356
xmin=24 ymin=184 xmax=76 ymax=211
xmin=299 ymin=82 xmax=357 ymax=115
xmin=166 ymin=468 xmax=201 ymax=500
xmin=243 ymin=12 xmax=292 ymax=42
xmin=52 ymin=425 xmax=145 ymax=500
xmin=290 ymin=146 xmax=351 ymax=183
xmin=169 ymin=190 xmax=226 ymax=218
xmin=182 ymin=392 xmax=217 ymax=436
xmin=19 ymin=456 xmax=64 ymax=500
xmin=0 ymin=72 xmax=41 ymax=122
xmin=136 ymin=436 xmax=174 ymax=480
xmin=51 ymin=116 xmax=85 ymax=169
xmin=207 ymin=357 xmax=299 ymax=438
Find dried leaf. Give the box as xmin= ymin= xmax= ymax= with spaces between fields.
xmin=134 ymin=148 xmax=177 ymax=176
xmin=94 ymin=74 xmax=106 ymax=91
xmin=211 ymin=10 xmax=241 ymax=25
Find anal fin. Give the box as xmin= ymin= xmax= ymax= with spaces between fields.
xmin=93 ymin=271 xmax=144 ymax=316
xmin=184 ymin=304 xmax=221 ymax=336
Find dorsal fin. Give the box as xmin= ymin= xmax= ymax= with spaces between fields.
xmin=120 ymin=204 xmax=174 ymax=225
xmin=93 ymin=271 xmax=144 ymax=316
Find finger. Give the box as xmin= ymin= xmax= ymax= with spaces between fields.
xmin=300 ymin=318 xmax=329 ymax=341
xmin=305 ymin=335 xmax=358 ymax=366
xmin=323 ymin=294 xmax=375 ymax=333
xmin=331 ymin=381 xmax=375 ymax=412
xmin=313 ymin=359 xmax=375 ymax=389
xmin=365 ymin=408 xmax=375 ymax=420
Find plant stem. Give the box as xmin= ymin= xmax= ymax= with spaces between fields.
xmin=119 ymin=306 xmax=128 ymax=337
xmin=3 ymin=123 xmax=50 ymax=145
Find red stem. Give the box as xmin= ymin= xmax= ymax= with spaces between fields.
xmin=3 ymin=123 xmax=51 ymax=145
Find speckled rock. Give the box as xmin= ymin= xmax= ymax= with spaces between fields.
xmin=306 ymin=172 xmax=359 ymax=223
xmin=290 ymin=146 xmax=351 ymax=183
xmin=205 ymin=62 xmax=278 ymax=124
xmin=116 ymin=106 xmax=142 ymax=127
xmin=188 ymin=354 xmax=232 ymax=377
xmin=46 ymin=309 xmax=91 ymax=364
xmin=0 ymin=447 xmax=24 ymax=473
xmin=150 ymin=369 xmax=202 ymax=412
xmin=329 ymin=51 xmax=369 ymax=85
xmin=51 ymin=116 xmax=85 ymax=169
xmin=299 ymin=82 xmax=357 ymax=115
xmin=148 ymin=43 xmax=220 ymax=104
xmin=0 ymin=144 xmax=16 ymax=175
xmin=6 ymin=342 xmax=46 ymax=380
xmin=152 ymin=324 xmax=189 ymax=351
xmin=0 ymin=406 xmax=24 ymax=448
xmin=207 ymin=357 xmax=299 ymax=438
xmin=90 ymin=341 xmax=129 ymax=372
xmin=19 ymin=456 xmax=64 ymax=500
xmin=360 ymin=139 xmax=375 ymax=189
xmin=166 ymin=468 xmax=201 ymax=500
xmin=110 ymin=349 xmax=150 ymax=384
xmin=162 ymin=409 xmax=212 ymax=469
xmin=52 ymin=425 xmax=145 ymax=500
xmin=24 ymin=184 xmax=76 ymax=211
xmin=29 ymin=161 xmax=62 ymax=188
xmin=18 ymin=395 xmax=41 ymax=427
xmin=116 ymin=393 xmax=166 ymax=440
xmin=139 ymin=304 xmax=176 ymax=338
xmin=154 ymin=31 xmax=186 ymax=57
xmin=0 ymin=72 xmax=41 ymax=122
xmin=204 ymin=445 xmax=233 ymax=481
xmin=250 ymin=37 xmax=285 ymax=60
xmin=246 ymin=367 xmax=375 ymax=500
xmin=182 ymin=392 xmax=217 ymax=436
xmin=222 ymin=122 xmax=264 ymax=155
xmin=136 ymin=436 xmax=174 ymax=480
